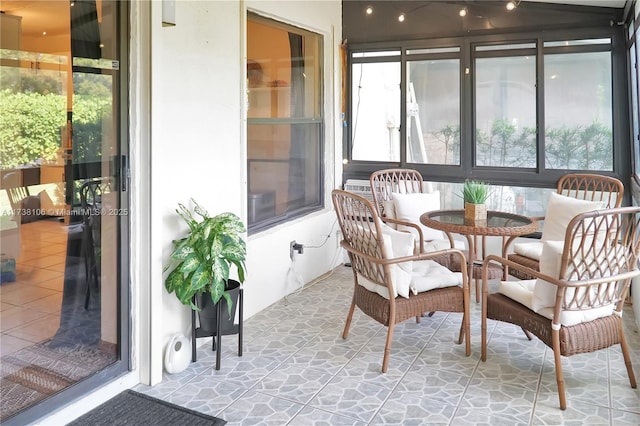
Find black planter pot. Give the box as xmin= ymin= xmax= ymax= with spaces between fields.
xmin=195 ymin=279 xmax=240 ymax=334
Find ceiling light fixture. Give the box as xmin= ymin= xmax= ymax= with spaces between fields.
xmin=459 ymin=7 xmax=467 ymax=17
xmin=398 ymin=13 xmax=406 ymax=23
xmin=506 ymin=0 xmax=521 ymax=11
xmin=365 ymin=6 xmax=373 ymax=15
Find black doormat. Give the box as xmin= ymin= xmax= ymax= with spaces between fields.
xmin=67 ymin=390 xmax=226 ymax=426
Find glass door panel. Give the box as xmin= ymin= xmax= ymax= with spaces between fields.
xmin=0 ymin=1 xmax=127 ymax=422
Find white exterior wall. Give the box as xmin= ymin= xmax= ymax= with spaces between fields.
xmin=42 ymin=1 xmax=342 ymax=423
xmin=152 ymin=0 xmax=342 ymax=384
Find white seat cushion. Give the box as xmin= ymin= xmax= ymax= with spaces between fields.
xmin=498 ymin=280 xmax=536 ymax=309
xmin=358 ymin=222 xmax=462 ymax=299
xmin=537 ymin=305 xmax=615 ymax=327
xmin=513 ymin=241 xmax=543 ymax=260
xmin=392 ymin=191 xmax=445 ymax=242
xmin=498 ymin=279 xmax=614 ymax=326
xmin=410 ymin=260 xmax=462 ymax=294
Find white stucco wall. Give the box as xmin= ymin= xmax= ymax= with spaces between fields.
xmin=151 ymin=0 xmax=342 ymax=384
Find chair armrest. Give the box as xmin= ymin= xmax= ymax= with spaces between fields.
xmin=380 ymin=217 xmax=425 ymax=253
xmin=501 ymin=217 xmax=543 ymax=257
xmin=482 ymin=254 xmax=552 ymax=285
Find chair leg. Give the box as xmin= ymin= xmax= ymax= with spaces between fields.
xmin=481 ymin=302 xmax=487 ymax=362
xmin=619 ymin=326 xmax=638 ymax=389
xmin=462 ymin=284 xmax=470 ymax=356
xmin=463 ymin=312 xmax=471 ymax=357
xmin=552 ymin=330 xmax=567 ymax=410
xmin=381 ymin=324 xmax=394 ymax=373
xmin=342 ymin=298 xmax=356 ymax=339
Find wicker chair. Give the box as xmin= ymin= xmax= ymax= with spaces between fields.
xmin=369 ymin=168 xmax=464 ymax=270
xmin=332 ymin=189 xmax=470 ymax=373
xmin=482 ymin=206 xmax=640 ymax=410
xmin=504 ymin=173 xmax=624 ymax=280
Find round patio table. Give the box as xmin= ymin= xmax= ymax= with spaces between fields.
xmin=420 ymin=209 xmax=538 ymax=302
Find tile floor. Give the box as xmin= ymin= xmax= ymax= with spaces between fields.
xmin=0 ymin=219 xmax=67 ymax=357
xmin=134 ymin=265 xmax=640 ymax=425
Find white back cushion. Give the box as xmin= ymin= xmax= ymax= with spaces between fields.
xmin=541 ymin=192 xmax=602 ymax=242
xmin=532 ymin=240 xmax=564 ymax=311
xmin=392 ymin=191 xmax=444 ymax=242
xmin=382 ymin=200 xmax=396 ymax=220
xmin=530 ymin=239 xmax=616 ymax=326
xmin=358 ymin=223 xmax=414 ymax=299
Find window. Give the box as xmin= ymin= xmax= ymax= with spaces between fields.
xmin=475 ymin=45 xmax=537 ymax=168
xmin=407 ymin=49 xmax=460 ymax=165
xmin=351 ymin=55 xmax=400 ymax=162
xmin=346 ymin=33 xmax=621 ymax=194
xmin=247 ymin=14 xmax=323 ymax=232
xmin=544 ymin=49 xmax=612 ymax=170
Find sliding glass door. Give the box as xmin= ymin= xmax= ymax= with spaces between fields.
xmin=0 ymin=1 xmax=129 ymax=423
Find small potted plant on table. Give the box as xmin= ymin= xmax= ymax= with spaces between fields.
xmin=463 ymin=180 xmax=490 ymax=224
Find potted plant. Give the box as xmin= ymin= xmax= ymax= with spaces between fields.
xmin=462 ymin=180 xmax=490 ymax=223
xmin=164 ymin=198 xmax=246 ymax=333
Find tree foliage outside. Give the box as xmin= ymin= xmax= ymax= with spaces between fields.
xmin=0 ymin=89 xmax=66 ymax=168
xmin=431 ymin=124 xmax=460 ymax=164
xmin=546 ymin=122 xmax=612 ymax=170
xmin=476 ymin=118 xmax=537 ymax=168
xmin=1 ymin=72 xmax=112 ymax=169
xmin=431 ymin=118 xmax=612 ymax=171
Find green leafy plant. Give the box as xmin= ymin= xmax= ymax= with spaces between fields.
xmin=462 ymin=180 xmax=490 ymax=204
xmin=164 ymin=199 xmax=247 ymax=312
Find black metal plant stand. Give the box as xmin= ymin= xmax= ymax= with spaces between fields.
xmin=191 ymin=288 xmax=243 ymax=370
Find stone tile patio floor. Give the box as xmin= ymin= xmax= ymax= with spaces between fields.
xmin=135 ymin=265 xmax=640 ymax=425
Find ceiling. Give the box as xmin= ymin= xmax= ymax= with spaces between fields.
xmin=0 ymin=0 xmax=628 ymax=39
xmin=528 ymin=0 xmax=626 ymax=7
xmin=1 ymin=1 xmax=70 ymax=38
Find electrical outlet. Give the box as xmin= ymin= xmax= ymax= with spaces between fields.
xmin=290 ymin=240 xmax=304 ymax=259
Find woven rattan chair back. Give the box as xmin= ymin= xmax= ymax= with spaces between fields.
xmin=556 ymin=173 xmax=624 ymax=208
xmin=331 ymin=189 xmax=389 ymax=286
xmin=370 ymin=168 xmax=425 ymax=219
xmin=332 ymin=189 xmax=470 ymax=373
xmin=483 ymin=206 xmax=640 ymax=410
xmin=506 ymin=173 xmax=625 ymax=280
xmin=369 ymin=169 xmax=459 ymax=264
